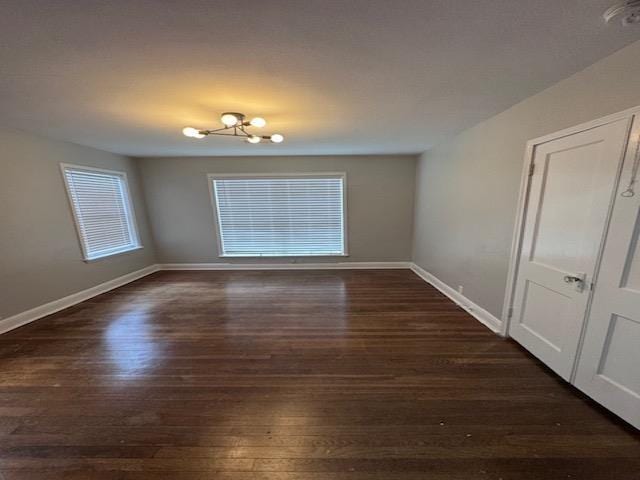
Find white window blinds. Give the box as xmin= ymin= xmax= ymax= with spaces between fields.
xmin=62 ymin=165 xmax=140 ymax=261
xmin=211 ymin=175 xmax=346 ymax=257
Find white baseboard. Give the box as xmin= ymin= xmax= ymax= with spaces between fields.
xmin=4 ymin=262 xmax=502 ymax=338
xmin=0 ymin=264 xmax=160 ymax=335
xmin=410 ymin=263 xmax=502 ymax=334
xmin=159 ymin=262 xmax=412 ymax=270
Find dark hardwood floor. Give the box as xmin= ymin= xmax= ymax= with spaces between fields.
xmin=0 ymin=269 xmax=638 ymax=479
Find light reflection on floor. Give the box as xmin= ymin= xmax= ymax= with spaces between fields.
xmin=104 ymin=304 xmax=163 ymax=378
xmin=222 ymin=273 xmax=348 ymax=322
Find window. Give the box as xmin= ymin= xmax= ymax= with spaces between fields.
xmin=61 ymin=164 xmax=141 ymax=261
xmin=210 ymin=174 xmax=347 ymax=257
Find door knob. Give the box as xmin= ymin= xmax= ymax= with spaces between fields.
xmin=564 ymin=275 xmax=582 ymax=283
xmin=563 ymin=273 xmax=586 ymax=292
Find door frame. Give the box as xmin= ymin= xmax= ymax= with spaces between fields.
xmin=501 ymin=105 xmax=640 ymax=346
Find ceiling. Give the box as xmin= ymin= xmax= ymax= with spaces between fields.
xmin=1 ymin=0 xmax=638 ymax=157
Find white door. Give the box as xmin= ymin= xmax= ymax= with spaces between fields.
xmin=574 ymin=116 xmax=640 ymax=429
xmin=510 ymin=118 xmax=632 ymax=380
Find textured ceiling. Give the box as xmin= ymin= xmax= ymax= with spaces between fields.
xmin=0 ymin=0 xmax=638 ymax=156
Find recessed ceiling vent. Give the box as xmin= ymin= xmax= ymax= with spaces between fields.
xmin=604 ymin=0 xmax=640 ymax=25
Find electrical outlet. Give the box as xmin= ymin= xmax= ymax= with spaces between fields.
xmin=457 ymin=285 xmax=464 ymax=294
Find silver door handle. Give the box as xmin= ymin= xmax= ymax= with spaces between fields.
xmin=563 ymin=273 xmax=586 ymax=292
xmin=564 ymin=275 xmax=583 ymax=283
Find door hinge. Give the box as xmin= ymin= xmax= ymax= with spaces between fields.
xmin=507 ymin=306 xmax=514 ymax=319
xmin=528 ymin=163 xmax=535 ymax=177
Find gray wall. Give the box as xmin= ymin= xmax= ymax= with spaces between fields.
xmin=0 ymin=128 xmax=157 ymax=320
xmin=413 ymin=39 xmax=640 ymax=320
xmin=6 ymin=40 xmax=640 ymax=321
xmin=137 ymin=155 xmax=417 ymax=264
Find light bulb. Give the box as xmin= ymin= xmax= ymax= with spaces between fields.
xmin=270 ymin=134 xmax=284 ymax=143
xmin=250 ymin=117 xmax=266 ymax=128
xmin=193 ymin=132 xmax=206 ymax=139
xmin=221 ymin=113 xmax=239 ymax=127
xmin=182 ymin=127 xmax=199 ymax=137
xmin=247 ymin=135 xmax=261 ymax=144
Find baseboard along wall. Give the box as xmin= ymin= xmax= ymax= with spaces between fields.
xmin=0 ymin=261 xmax=501 ymax=335
xmin=159 ymin=262 xmax=412 ymax=270
xmin=410 ymin=263 xmax=502 ymax=334
xmin=0 ymin=264 xmax=160 ymax=335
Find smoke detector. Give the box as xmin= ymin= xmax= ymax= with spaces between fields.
xmin=604 ymin=0 xmax=640 ymax=25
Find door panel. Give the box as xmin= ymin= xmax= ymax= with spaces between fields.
xmin=519 ymin=280 xmax=572 ymax=351
xmin=598 ymin=314 xmax=640 ymax=391
xmin=530 ymin=141 xmax=607 ymax=273
xmin=575 ymin=117 xmax=640 ymax=429
xmin=510 ymin=119 xmax=632 ymax=380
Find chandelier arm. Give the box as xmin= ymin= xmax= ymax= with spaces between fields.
xmin=186 ymin=112 xmax=281 ymax=142
xmin=201 ymin=126 xmax=234 ymax=134
xmin=204 ymin=131 xmax=251 ymax=138
xmin=237 ymin=125 xmax=251 ymax=138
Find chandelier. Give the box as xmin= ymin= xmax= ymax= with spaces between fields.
xmin=182 ymin=112 xmax=284 ymax=144
xmin=604 ymin=1 xmax=640 ymax=25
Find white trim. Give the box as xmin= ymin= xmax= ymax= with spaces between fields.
xmin=0 ymin=264 xmax=160 ymax=335
xmin=206 ymin=172 xmax=348 ymax=178
xmin=218 ymin=253 xmax=350 ymax=258
xmin=1 ymin=262 xmax=508 ymax=338
xmin=207 ymin=172 xmax=349 ymax=257
xmin=83 ymin=245 xmax=144 ymax=263
xmin=525 ymin=105 xmax=640 ymax=146
xmin=500 ymin=140 xmax=536 ymax=337
xmin=501 ymin=105 xmax=640 ymax=338
xmin=410 ymin=263 xmax=502 ymax=334
xmin=159 ymin=262 xmax=411 ymax=270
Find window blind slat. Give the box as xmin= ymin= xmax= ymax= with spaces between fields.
xmin=63 ymin=166 xmax=140 ymax=260
xmin=212 ymin=176 xmax=345 ymax=257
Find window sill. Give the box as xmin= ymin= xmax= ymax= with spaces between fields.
xmin=219 ymin=253 xmax=349 ymax=258
xmin=83 ymin=245 xmax=144 ymax=263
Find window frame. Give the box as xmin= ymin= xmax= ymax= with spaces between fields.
xmin=60 ymin=163 xmax=142 ymax=262
xmin=207 ymin=172 xmax=349 ymax=258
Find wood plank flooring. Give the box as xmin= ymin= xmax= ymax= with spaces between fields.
xmin=0 ymin=269 xmax=638 ymax=479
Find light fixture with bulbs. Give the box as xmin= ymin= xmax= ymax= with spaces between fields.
xmin=604 ymin=0 xmax=640 ymax=25
xmin=183 ymin=112 xmax=284 ymax=144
